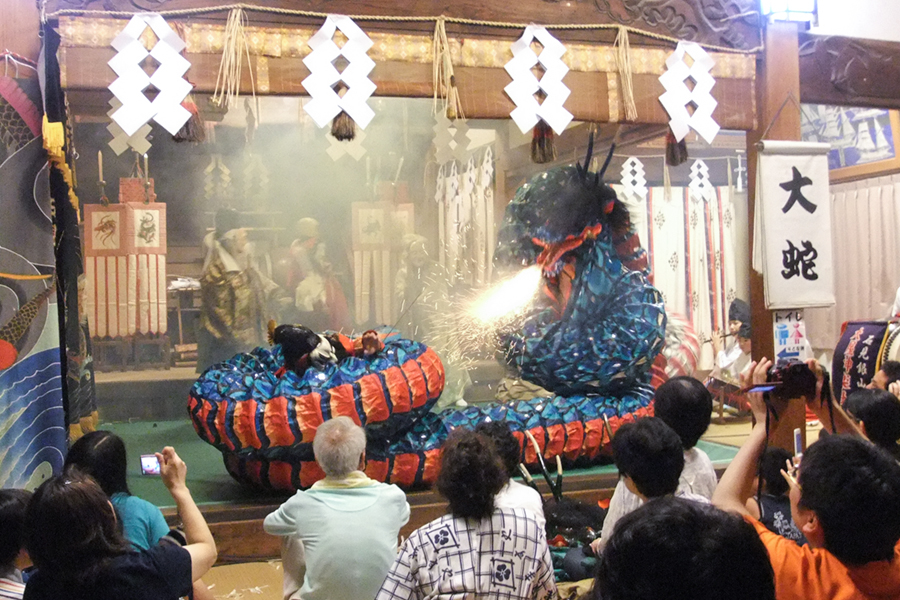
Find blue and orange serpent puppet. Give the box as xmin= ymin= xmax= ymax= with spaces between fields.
xmin=189 ymin=140 xmax=667 ymax=491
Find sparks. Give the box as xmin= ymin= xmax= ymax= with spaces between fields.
xmin=471 ymin=265 xmax=541 ymax=323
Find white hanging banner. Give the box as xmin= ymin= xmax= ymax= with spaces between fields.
xmin=658 ymin=42 xmax=719 ymax=144
xmin=503 ymin=25 xmax=572 ymax=135
xmin=108 ymin=13 xmax=192 ymax=137
xmin=753 ymin=140 xmax=834 ymax=309
xmin=302 ymin=15 xmax=376 ymax=129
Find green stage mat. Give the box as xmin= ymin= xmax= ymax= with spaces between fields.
xmin=110 ymin=420 xmax=740 ymax=508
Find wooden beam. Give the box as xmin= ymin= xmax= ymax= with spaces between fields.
xmin=46 ymin=0 xmax=762 ymax=50
xmin=799 ymin=32 xmax=900 ymax=110
xmin=746 ymin=21 xmax=807 ymax=453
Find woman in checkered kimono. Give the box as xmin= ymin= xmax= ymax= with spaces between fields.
xmin=376 ymin=430 xmax=556 ymax=600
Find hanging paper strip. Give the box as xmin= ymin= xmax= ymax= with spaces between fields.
xmin=106 ymin=97 xmax=151 ymax=155
xmin=108 ymin=13 xmax=192 ymax=137
xmin=503 ymin=26 xmax=573 ymax=135
xmin=688 ymin=159 xmax=714 ymax=202
xmin=302 ymin=15 xmax=376 ymax=129
xmin=620 ymin=157 xmax=648 ymax=201
xmin=658 ymin=42 xmax=719 ymax=144
xmin=326 ymin=130 xmax=367 ymax=161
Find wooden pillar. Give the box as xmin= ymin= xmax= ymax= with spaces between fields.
xmin=746 ymin=21 xmax=807 ymax=451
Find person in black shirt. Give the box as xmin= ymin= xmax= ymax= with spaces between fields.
xmin=24 ymin=447 xmax=216 ymax=600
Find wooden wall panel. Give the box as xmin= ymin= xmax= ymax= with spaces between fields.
xmin=0 ymin=0 xmax=42 ymax=63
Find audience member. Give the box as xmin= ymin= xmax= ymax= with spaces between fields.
xmin=0 ymin=490 xmax=31 ymax=600
xmin=652 ymin=377 xmax=717 ymax=497
xmin=264 ymin=416 xmax=409 ymax=600
xmin=64 ymin=431 xmax=215 ymax=600
xmin=64 ymin=431 xmax=168 ymax=550
xmin=595 ymin=385 xmax=715 ymax=554
xmin=24 ymin=447 xmax=216 ymax=600
xmin=713 ymin=358 xmax=900 ymax=600
xmin=866 ymin=360 xmax=900 ymax=391
xmin=745 ymin=447 xmax=805 ymax=544
xmin=376 ymin=429 xmax=556 ymax=600
xmin=474 ymin=421 xmax=545 ymax=528
xmin=594 ymin=496 xmax=775 ymax=600
xmin=845 ymin=388 xmax=900 ymax=460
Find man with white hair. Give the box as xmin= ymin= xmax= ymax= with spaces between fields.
xmin=264 ymin=417 xmax=409 ymax=600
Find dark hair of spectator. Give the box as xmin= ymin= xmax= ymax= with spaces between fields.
xmin=653 ymin=377 xmax=713 ymax=449
xmin=436 ymin=430 xmax=506 ymax=520
xmin=63 ymin=430 xmax=130 ymax=497
xmin=612 ymin=418 xmax=684 ymax=498
xmin=595 ymin=497 xmax=775 ymax=600
xmin=881 ymin=361 xmax=900 ymax=386
xmin=474 ymin=421 xmax=521 ymax=479
xmin=26 ymin=474 xmax=133 ymax=585
xmin=845 ymin=388 xmax=900 ymax=460
xmin=0 ymin=489 xmax=32 ymax=568
xmin=758 ymin=447 xmax=792 ymax=497
xmin=798 ymin=435 xmax=900 ymax=564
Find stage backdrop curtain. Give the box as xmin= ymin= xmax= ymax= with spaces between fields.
xmin=622 ymin=185 xmax=741 ymax=371
xmin=805 ymin=174 xmax=900 ymax=351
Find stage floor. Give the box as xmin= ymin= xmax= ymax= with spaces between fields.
xmin=113 ymin=419 xmax=745 ymax=509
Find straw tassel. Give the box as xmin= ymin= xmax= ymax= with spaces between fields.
xmin=433 ymin=17 xmax=464 ymax=120
xmin=331 ymin=83 xmax=356 ymax=141
xmin=665 ymin=128 xmax=688 ymax=166
xmin=212 ymin=8 xmax=256 ymax=110
xmin=614 ymin=27 xmax=638 ymax=122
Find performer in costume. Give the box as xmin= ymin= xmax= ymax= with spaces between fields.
xmin=711 ymin=299 xmax=751 ymax=381
xmin=287 ymin=218 xmax=352 ymax=332
xmin=197 ymin=208 xmax=287 ymax=371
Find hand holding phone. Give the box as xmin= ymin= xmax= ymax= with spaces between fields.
xmin=140 ymin=454 xmax=161 ymax=476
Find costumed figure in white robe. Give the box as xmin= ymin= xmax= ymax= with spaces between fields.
xmin=711 ymin=299 xmax=752 ymax=382
xmin=197 ymin=208 xmax=287 ymax=371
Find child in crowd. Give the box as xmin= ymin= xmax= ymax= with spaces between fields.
xmin=595 ymin=378 xmax=716 ymax=553
xmin=845 ymin=388 xmax=900 ymax=460
xmin=592 ymin=417 xmax=709 ymax=554
xmin=0 ymin=489 xmax=31 ymax=600
xmin=746 ymin=447 xmax=805 ymax=545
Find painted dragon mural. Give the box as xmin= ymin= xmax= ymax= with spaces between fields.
xmin=189 ymin=140 xmax=667 ymax=491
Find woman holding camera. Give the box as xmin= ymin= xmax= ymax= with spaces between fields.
xmin=24 ymin=447 xmax=216 ymax=600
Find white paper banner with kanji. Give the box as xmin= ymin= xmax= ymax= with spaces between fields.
xmin=752 ymin=140 xmax=834 ymax=309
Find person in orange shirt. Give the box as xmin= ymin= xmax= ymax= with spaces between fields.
xmin=713 ymin=358 xmax=900 ymax=600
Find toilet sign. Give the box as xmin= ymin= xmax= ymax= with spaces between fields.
xmin=774 ymin=310 xmax=812 ymax=362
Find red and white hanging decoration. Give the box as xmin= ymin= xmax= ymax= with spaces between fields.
xmin=84 ymin=175 xmax=167 ymax=339
xmin=658 ymin=42 xmax=720 ymax=144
